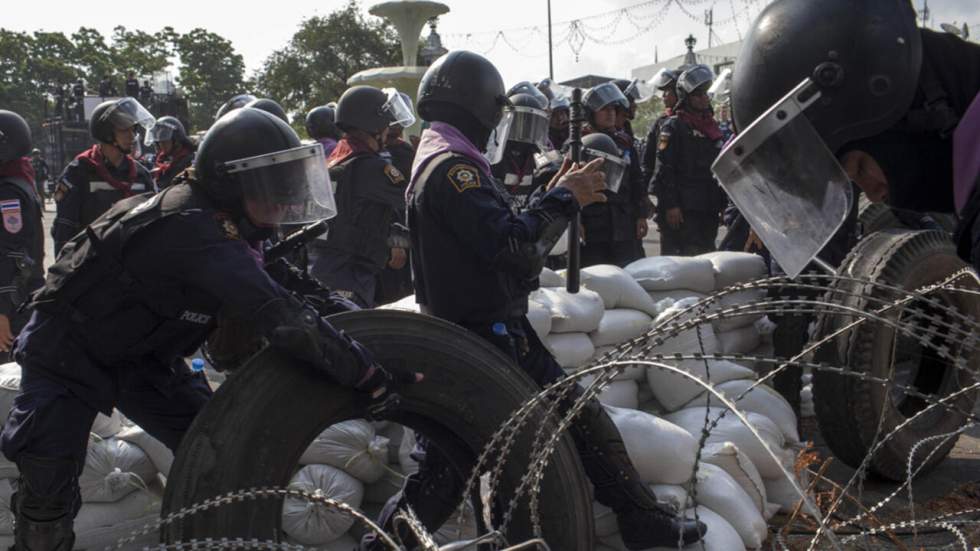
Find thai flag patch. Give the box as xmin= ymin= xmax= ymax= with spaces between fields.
xmin=0 ymin=199 xmax=22 ymax=234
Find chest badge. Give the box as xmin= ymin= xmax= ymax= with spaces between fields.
xmin=0 ymin=200 xmax=22 ymax=234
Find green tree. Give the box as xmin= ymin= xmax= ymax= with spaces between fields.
xmin=632 ymin=95 xmax=666 ymax=140
xmin=111 ymin=25 xmax=174 ymax=78
xmin=173 ymin=28 xmax=247 ymax=130
xmin=253 ymin=0 xmax=400 ymax=132
xmin=0 ymin=30 xmax=39 ymax=122
xmin=70 ymin=27 xmax=116 ymax=88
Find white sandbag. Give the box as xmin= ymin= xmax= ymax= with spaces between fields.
xmin=538 ymin=267 xmax=565 ymax=288
xmin=646 ymin=290 xmax=708 ymax=311
xmin=0 ymin=363 xmax=19 ymax=417
xmin=578 ymin=376 xmax=639 ymax=410
xmin=801 ymin=384 xmax=815 ymax=418
xmin=683 ymin=380 xmax=800 ymax=444
xmin=590 ymin=309 xmax=653 ymax=347
xmin=755 ymin=316 xmax=777 ymax=342
xmin=690 ymin=463 xmax=767 ymax=548
xmin=321 ymin=534 xmax=359 ymax=551
xmin=701 ymin=442 xmax=768 ymax=517
xmin=625 ymin=256 xmax=716 ymax=294
xmin=399 ymin=428 xmax=419 ymax=475
xmin=716 ymin=325 xmax=762 ymax=355
xmin=115 ymin=425 xmax=174 ymax=477
xmin=299 ymin=420 xmax=389 ymax=484
xmin=646 ymin=359 xmax=755 ymax=412
xmin=526 ymin=300 xmax=552 ymax=340
xmin=380 ymin=294 xmax=420 ymax=312
xmin=0 ymin=479 xmax=12 ymax=535
xmin=91 ymin=410 xmax=123 ymax=438
xmin=712 ymin=289 xmax=767 ymax=332
xmin=592 ymin=346 xmax=647 ymax=381
xmin=647 ymin=483 xmax=689 ymax=512
xmin=605 ymin=406 xmax=696 ymax=485
xmin=75 ymin=488 xmax=161 ymax=531
xmin=282 ymin=464 xmax=364 ymax=545
xmin=363 ymin=466 xmax=406 ymax=504
xmin=664 ymin=408 xmax=792 ymax=479
xmin=649 ymin=314 xmax=720 ymax=358
xmin=544 ymin=333 xmax=595 ymax=368
xmin=549 ymin=227 xmax=569 ymax=255
xmin=80 ymin=437 xmax=157 ymax=503
xmin=432 ymin=501 xmax=479 ymax=545
xmin=531 ymin=287 xmax=605 ymax=333
xmin=600 ymin=506 xmax=746 ymax=551
xmin=593 ymin=501 xmax=618 ymax=538
xmin=377 ymin=423 xmax=406 ymax=465
xmin=699 ymin=251 xmax=767 ymax=289
xmin=764 ymin=472 xmax=808 ymax=514
xmin=565 ymin=264 xmax=659 ymax=315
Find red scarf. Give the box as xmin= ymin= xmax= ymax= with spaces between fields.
xmin=0 ymin=158 xmax=36 ymax=184
xmin=327 ymin=136 xmax=375 ymax=168
xmin=77 ymin=145 xmax=138 ymax=196
xmin=676 ymin=108 xmax=723 ymax=142
xmin=153 ymin=145 xmax=192 ymax=180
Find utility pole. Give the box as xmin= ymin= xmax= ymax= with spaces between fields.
xmin=920 ymin=0 xmax=931 ymax=28
xmin=705 ymin=8 xmax=714 ymax=48
xmin=547 ymin=0 xmax=554 ymax=80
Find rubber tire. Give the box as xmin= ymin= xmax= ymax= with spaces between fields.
xmin=160 ymin=310 xmax=594 ymax=549
xmin=858 ymin=202 xmax=958 ymax=236
xmin=812 ymin=229 xmax=979 ymax=480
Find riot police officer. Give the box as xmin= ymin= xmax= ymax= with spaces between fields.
xmin=147 ymin=116 xmax=196 ymax=190
xmin=361 ymin=50 xmax=705 ymax=551
xmin=51 ymin=97 xmax=156 ymax=255
xmin=613 ymin=78 xmax=642 ymax=138
xmin=377 ymin=94 xmax=418 ymax=305
xmin=213 ymin=93 xmax=257 ymax=122
xmin=490 ymin=92 xmax=552 ymax=211
xmin=0 ymin=112 xmax=45 ymax=363
xmin=306 ymin=103 xmax=343 ymax=158
xmin=244 ymin=97 xmax=289 ymax=123
xmin=650 ymin=64 xmax=727 ymax=256
xmin=641 ymin=69 xmax=680 ymax=190
xmin=29 ymin=149 xmax=49 ymax=205
xmin=580 ymin=82 xmax=650 ymax=267
xmin=311 ymin=86 xmax=415 ymax=307
xmin=716 ymin=0 xmax=980 ymax=275
xmin=2 ymin=107 xmax=409 ymax=550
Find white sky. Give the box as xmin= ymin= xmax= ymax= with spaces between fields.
xmin=5 ymin=0 xmax=979 ymax=89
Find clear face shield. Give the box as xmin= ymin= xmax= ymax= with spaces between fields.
xmin=223 ymin=143 xmax=338 ymax=227
xmin=380 ymin=88 xmax=416 ymax=128
xmin=144 ymin=120 xmax=178 ymax=147
xmin=708 ymin=68 xmax=733 ymax=101
xmin=585 ymin=83 xmax=629 ymax=113
xmin=506 ymin=105 xmax=550 ymax=151
xmin=582 ymin=147 xmax=628 ymax=193
xmin=105 ymin=98 xmax=155 ymax=156
xmin=650 ymin=68 xmax=678 ymax=91
xmin=712 ymin=78 xmax=853 ymax=278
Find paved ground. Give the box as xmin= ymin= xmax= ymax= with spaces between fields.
xmin=39 ymin=204 xmax=980 ymax=547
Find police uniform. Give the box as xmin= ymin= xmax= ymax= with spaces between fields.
xmin=641 ymin=112 xmax=671 ymax=190
xmin=491 ymin=143 xmax=550 ymax=212
xmin=580 ymin=129 xmax=648 ymax=268
xmin=52 ymin=145 xmax=154 ymax=255
xmin=650 ymin=115 xmax=726 ymax=256
xmin=374 ymin=138 xmax=416 ymax=305
xmin=2 ymin=182 xmax=366 ymax=538
xmin=0 ymin=164 xmax=45 ymax=362
xmin=153 ymin=145 xmax=194 ymax=190
xmin=311 ymin=139 xmax=407 ymax=308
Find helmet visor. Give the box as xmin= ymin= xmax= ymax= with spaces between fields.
xmin=484 ymin=109 xmax=516 ymax=165
xmin=712 ymin=78 xmax=851 ymax=278
xmin=507 ymin=105 xmax=550 ymax=150
xmin=622 ymin=79 xmax=642 ymax=101
xmin=650 ymin=68 xmax=678 ymax=91
xmin=144 ymin=120 xmax=178 ymax=146
xmin=104 ymin=98 xmax=155 ymax=132
xmin=224 ymin=143 xmax=337 ymax=226
xmin=507 ymin=81 xmax=550 ymax=110
xmin=708 ymin=68 xmax=733 ymax=100
xmin=381 ymin=88 xmax=416 ymax=128
xmin=582 ymin=147 xmax=628 ymax=194
xmin=585 ymin=83 xmax=629 ymax=112
xmin=679 ymin=65 xmax=715 ymax=95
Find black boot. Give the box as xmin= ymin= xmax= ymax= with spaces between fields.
xmin=568 ymin=392 xmax=706 ymax=550
xmin=12 ymin=455 xmax=79 ymax=551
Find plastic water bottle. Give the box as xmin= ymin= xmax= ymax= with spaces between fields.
xmin=191 ymin=358 xmax=205 ymax=372
xmin=491 ymin=322 xmax=507 ymax=336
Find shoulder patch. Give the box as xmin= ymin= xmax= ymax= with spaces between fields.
xmin=384 ymin=163 xmax=406 ymax=185
xmin=214 ymin=212 xmax=240 ymax=240
xmin=1 ymin=199 xmax=22 ymax=234
xmin=447 ymin=164 xmax=481 ymax=193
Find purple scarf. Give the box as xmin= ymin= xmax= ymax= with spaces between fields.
xmin=954 ymin=92 xmax=980 ymax=215
xmin=407 ymin=122 xmax=489 ymax=198
xmin=318 ymin=137 xmax=338 ymax=160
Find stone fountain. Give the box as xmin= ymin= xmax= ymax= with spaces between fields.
xmin=347 ymin=0 xmax=450 ymax=136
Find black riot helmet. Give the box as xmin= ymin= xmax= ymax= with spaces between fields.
xmin=89 ymin=97 xmax=156 ymax=150
xmin=583 ymin=82 xmax=629 ymax=116
xmin=614 ymin=79 xmax=642 ymax=103
xmin=0 ymin=111 xmax=32 ymax=163
xmin=502 ymin=93 xmax=549 ymax=149
xmin=244 ymin=98 xmax=289 ymax=124
xmin=214 ymin=94 xmax=257 ymax=122
xmin=336 ymin=86 xmax=416 ymax=135
xmin=305 ymin=104 xmax=341 ymax=140
xmin=731 ymin=0 xmax=922 ymax=153
xmin=676 ymin=64 xmax=715 ymax=107
xmin=650 ymin=68 xmax=680 ymax=92
xmin=418 ymin=50 xmax=509 ymax=131
xmin=145 ymin=116 xmax=191 ymax=148
xmin=581 ymin=133 xmax=628 ymax=193
xmin=506 ymin=81 xmax=549 ymax=110
xmin=195 ymin=108 xmax=336 ymax=224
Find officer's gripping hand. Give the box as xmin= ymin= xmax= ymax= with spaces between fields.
xmin=557 ymin=157 xmax=607 ymax=208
